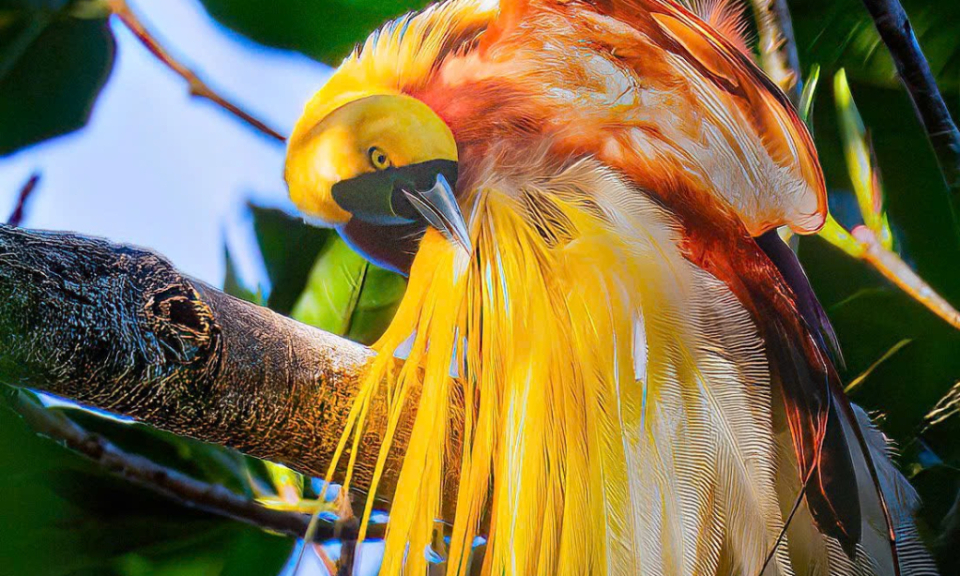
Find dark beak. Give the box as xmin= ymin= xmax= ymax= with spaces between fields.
xmin=402 ymin=173 xmax=472 ymax=254
xmin=330 ymin=160 xmax=472 ymax=255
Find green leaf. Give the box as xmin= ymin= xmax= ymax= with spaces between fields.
xmin=799 ymin=234 xmax=960 ymax=465
xmin=262 ymin=460 xmax=303 ymax=502
xmin=291 ymin=234 xmax=406 ymax=345
xmin=246 ymin=203 xmax=406 ymax=343
xmin=808 ymin=78 xmax=960 ymax=297
xmin=197 ymin=0 xmax=429 ymax=64
xmin=110 ymin=525 xmax=292 ymax=576
xmin=248 ymin=203 xmax=407 ymax=341
xmin=248 ymin=204 xmax=334 ymax=315
xmin=791 ymin=0 xmax=960 ymax=96
xmin=218 ymin=527 xmax=296 ymax=576
xmin=0 ymin=2 xmax=115 ymax=155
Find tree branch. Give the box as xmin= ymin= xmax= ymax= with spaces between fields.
xmin=106 ymin=0 xmax=286 ymax=143
xmin=750 ymin=0 xmax=803 ymax=105
xmin=860 ymin=0 xmax=960 ymax=216
xmin=21 ymin=184 xmax=324 ymax=540
xmin=0 ymin=225 xmax=415 ymax=504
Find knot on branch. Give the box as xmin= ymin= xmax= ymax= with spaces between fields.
xmin=145 ymin=284 xmax=218 ymax=365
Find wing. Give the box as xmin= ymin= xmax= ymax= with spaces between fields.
xmin=486 ymin=0 xmax=909 ymax=568
xmin=489 ymin=0 xmax=827 ymax=236
xmin=457 ymin=0 xmax=924 ymax=569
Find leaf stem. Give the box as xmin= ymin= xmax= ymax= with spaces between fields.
xmin=852 ymin=225 xmax=960 ymax=330
xmin=106 ymin=0 xmax=286 ymax=143
xmin=817 ymin=218 xmax=960 ymax=331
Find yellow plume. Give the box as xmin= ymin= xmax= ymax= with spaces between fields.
xmin=327 ymin=157 xmax=788 ymax=575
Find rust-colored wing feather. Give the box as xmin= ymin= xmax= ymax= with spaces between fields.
xmin=484 ymin=0 xmax=872 ymax=559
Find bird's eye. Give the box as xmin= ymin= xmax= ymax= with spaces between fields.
xmin=368 ymin=147 xmax=391 ymax=170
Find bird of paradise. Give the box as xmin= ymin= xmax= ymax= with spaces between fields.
xmin=284 ymin=0 xmax=937 ymax=573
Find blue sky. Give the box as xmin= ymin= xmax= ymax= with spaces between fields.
xmin=0 ymin=0 xmax=331 ymax=289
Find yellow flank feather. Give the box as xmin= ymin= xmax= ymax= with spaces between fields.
xmin=327 ymin=157 xmax=791 ymax=575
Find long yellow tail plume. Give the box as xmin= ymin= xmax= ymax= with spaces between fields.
xmin=327 ymin=160 xmax=784 ymax=575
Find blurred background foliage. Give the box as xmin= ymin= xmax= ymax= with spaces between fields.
xmin=1 ymin=0 xmax=959 ymax=574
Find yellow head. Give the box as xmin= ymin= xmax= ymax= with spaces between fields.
xmin=285 ymin=91 xmax=469 ymax=272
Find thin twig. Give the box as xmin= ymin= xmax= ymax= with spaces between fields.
xmin=107 ymin=0 xmax=286 ymax=143
xmin=7 ymin=172 xmax=40 ymax=227
xmin=7 ymin=388 xmax=389 ymax=543
xmin=750 ymin=0 xmax=803 ymax=105
xmin=335 ymin=494 xmax=359 ymax=576
xmin=817 ymin=217 xmax=960 ymax=329
xmin=6 ymin=388 xmax=312 ymax=539
xmin=860 ymin=0 xmax=960 ymax=221
xmin=336 ymin=521 xmax=359 ymax=576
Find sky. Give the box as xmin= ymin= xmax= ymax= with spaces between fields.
xmin=0 ymin=0 xmax=331 ymax=289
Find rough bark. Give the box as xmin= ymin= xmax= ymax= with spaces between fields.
xmin=0 ymin=225 xmax=413 ymax=499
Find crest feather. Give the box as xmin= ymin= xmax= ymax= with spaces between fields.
xmin=681 ymin=0 xmax=753 ymax=55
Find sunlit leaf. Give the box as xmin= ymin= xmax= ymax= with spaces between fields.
xmin=262 ymin=461 xmax=304 ymax=505
xmin=833 ymin=69 xmax=893 ymax=247
xmin=798 ymin=63 xmax=820 ymax=125
xmin=291 ymin=235 xmax=406 ymax=345
xmin=245 ymin=202 xmax=406 ymax=345
xmin=805 ymin=75 xmax=960 ymax=308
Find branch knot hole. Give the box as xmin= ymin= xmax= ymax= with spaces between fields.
xmin=145 ymin=284 xmax=218 ymax=365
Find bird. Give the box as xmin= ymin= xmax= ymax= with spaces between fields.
xmin=284 ymin=0 xmax=938 ymax=574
